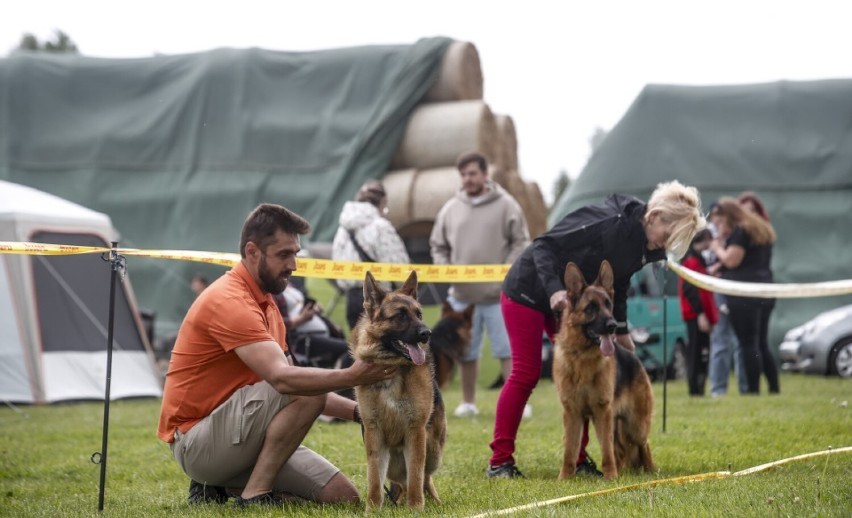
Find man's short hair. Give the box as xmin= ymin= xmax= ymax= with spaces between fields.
xmin=456 ymin=151 xmax=488 ymax=173
xmin=239 ymin=204 xmax=311 ymax=258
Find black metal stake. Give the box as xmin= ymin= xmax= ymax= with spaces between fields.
xmin=661 ymin=261 xmax=668 ymax=433
xmin=94 ymin=242 xmax=124 ymax=512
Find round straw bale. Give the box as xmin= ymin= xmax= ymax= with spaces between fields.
xmin=390 ymin=100 xmax=498 ymax=170
xmin=490 ymin=165 xmax=509 ymax=190
xmin=494 ymin=114 xmax=519 ymax=172
xmin=381 ymin=167 xmax=460 ymax=238
xmin=524 ymin=181 xmax=549 ymax=238
xmin=423 ymin=41 xmax=484 ymax=102
xmin=382 ymin=169 xmax=417 ymax=230
xmin=411 ymin=167 xmax=460 ymax=221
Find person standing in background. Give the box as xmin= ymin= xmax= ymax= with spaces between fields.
xmin=709 ymin=197 xmax=779 ymax=394
xmin=678 ymin=228 xmax=718 ymax=396
xmin=332 ymin=180 xmax=410 ymax=331
xmin=430 ymin=151 xmax=530 ymax=418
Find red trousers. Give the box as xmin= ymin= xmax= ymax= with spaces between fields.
xmin=489 ymin=293 xmax=589 ymax=467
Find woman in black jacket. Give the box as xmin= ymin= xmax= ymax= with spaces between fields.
xmin=487 ymin=181 xmax=706 ymax=478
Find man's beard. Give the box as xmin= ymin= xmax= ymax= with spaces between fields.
xmin=258 ymin=254 xmax=289 ymax=294
xmin=464 ymin=182 xmax=485 ymax=197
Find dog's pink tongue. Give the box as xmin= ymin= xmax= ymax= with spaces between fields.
xmin=600 ymin=335 xmax=616 ymax=357
xmin=407 ymin=344 xmax=426 ymax=365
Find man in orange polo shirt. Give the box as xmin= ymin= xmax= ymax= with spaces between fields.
xmin=157 ymin=204 xmax=396 ymax=507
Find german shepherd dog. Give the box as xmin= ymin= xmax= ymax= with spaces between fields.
xmin=350 ymin=271 xmax=446 ymax=510
xmin=429 ymin=302 xmax=474 ymax=389
xmin=553 ymin=260 xmax=655 ymax=480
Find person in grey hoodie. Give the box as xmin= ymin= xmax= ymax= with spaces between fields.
xmin=332 ymin=180 xmax=410 ymax=330
xmin=430 ymin=151 xmax=530 ymax=418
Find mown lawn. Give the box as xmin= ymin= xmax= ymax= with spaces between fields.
xmin=2 ymin=285 xmax=850 ymax=517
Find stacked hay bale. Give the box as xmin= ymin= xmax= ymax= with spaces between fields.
xmin=383 ymin=41 xmax=549 ymax=241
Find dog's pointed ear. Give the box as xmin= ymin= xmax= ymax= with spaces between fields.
xmin=362 ymin=271 xmax=386 ymax=319
xmin=441 ymin=301 xmax=453 ymax=317
xmin=398 ymin=270 xmax=418 ymax=299
xmin=563 ymin=262 xmax=586 ymax=303
xmin=595 ymin=260 xmax=615 ymax=294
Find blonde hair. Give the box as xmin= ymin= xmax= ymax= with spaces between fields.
xmin=645 ymin=180 xmax=706 ymax=259
xmin=711 ymin=197 xmax=776 ymax=246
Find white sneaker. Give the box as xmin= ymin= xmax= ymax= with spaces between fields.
xmin=453 ymin=402 xmax=479 ymax=417
xmin=522 ymin=404 xmax=533 ymax=420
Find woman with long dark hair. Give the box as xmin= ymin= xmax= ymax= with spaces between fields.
xmin=709 ymin=197 xmax=779 ymax=394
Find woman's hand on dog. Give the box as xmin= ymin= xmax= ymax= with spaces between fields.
xmin=614 ymin=333 xmax=636 ymax=352
xmin=550 ymin=290 xmax=571 ymax=313
xmin=348 ymin=359 xmax=398 ymax=385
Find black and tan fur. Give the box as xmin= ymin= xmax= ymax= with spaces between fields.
xmin=429 ymin=302 xmax=474 ymax=389
xmin=553 ymin=260 xmax=655 ymax=480
xmin=350 ymin=271 xmax=446 ymax=510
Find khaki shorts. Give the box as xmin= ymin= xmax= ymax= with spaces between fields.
xmin=171 ymin=381 xmax=339 ymax=500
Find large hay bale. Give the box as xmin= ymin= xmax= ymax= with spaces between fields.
xmin=494 ymin=114 xmax=519 ymax=172
xmin=423 ymin=41 xmax=483 ymax=102
xmin=382 ymin=167 xmax=460 ymax=239
xmin=524 ymin=181 xmax=549 ymax=238
xmin=390 ymin=100 xmax=498 ymax=170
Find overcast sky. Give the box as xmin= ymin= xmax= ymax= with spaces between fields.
xmin=4 ymin=0 xmax=851 ymax=202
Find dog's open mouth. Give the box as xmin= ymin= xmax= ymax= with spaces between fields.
xmin=397 ymin=340 xmax=427 ymax=365
xmin=587 ymin=329 xmax=616 ymax=357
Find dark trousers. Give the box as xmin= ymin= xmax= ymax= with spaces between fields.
xmin=685 ymin=319 xmax=710 ymax=396
xmin=345 ymin=287 xmax=365 ymax=331
xmin=728 ymin=303 xmax=780 ymax=394
xmin=291 ymin=334 xmax=349 ymax=369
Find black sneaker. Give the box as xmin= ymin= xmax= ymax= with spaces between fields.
xmin=234 ymin=491 xmax=283 ymax=508
xmin=575 ymin=456 xmax=603 ymax=477
xmin=488 ymin=374 xmax=505 ymax=390
xmin=188 ymin=479 xmax=228 ymax=504
xmin=486 ymin=462 xmax=524 ymax=478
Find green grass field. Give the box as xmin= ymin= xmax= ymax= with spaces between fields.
xmin=2 ymin=282 xmax=850 ymax=517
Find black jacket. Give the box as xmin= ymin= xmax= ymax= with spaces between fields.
xmin=501 ymin=194 xmax=665 ymax=333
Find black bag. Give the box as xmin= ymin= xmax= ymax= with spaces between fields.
xmin=347 ymin=229 xmax=376 ymax=263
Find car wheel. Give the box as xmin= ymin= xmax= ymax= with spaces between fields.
xmin=828 ymin=337 xmax=852 ymax=378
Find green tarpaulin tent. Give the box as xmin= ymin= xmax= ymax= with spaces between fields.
xmin=551 ymin=79 xmax=852 ymax=347
xmin=0 ymin=38 xmax=452 ymax=335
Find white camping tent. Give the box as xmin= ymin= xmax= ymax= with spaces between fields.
xmin=0 ymin=180 xmax=162 ymax=403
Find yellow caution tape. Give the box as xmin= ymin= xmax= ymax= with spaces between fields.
xmin=468 ymin=446 xmax=851 ymax=517
xmin=468 ymin=472 xmax=731 ymax=518
xmin=668 ymin=259 xmax=852 ymax=298
xmin=3 ymin=241 xmax=851 ymax=289
xmin=0 ymin=241 xmax=509 ymax=283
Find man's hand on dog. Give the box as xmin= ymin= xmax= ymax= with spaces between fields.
xmin=349 ymin=359 xmax=398 ymax=385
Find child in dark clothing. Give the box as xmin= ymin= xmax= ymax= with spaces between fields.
xmin=678 ymin=229 xmax=718 ymax=396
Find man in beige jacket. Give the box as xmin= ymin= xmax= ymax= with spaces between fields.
xmin=430 ymin=151 xmax=530 ymax=417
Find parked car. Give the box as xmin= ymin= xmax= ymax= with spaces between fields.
xmin=627 ymin=263 xmax=687 ymax=381
xmin=779 ymin=304 xmax=852 ymax=377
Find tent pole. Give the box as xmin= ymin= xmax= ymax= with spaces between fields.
xmin=95 ymin=242 xmax=125 ymax=512
xmin=661 ymin=261 xmax=668 ymax=433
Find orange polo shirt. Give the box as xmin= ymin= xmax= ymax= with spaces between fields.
xmin=157 ymin=261 xmax=288 ymax=443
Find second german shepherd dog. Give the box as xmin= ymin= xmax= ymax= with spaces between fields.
xmin=429 ymin=302 xmax=474 ymax=389
xmin=553 ymin=260 xmax=655 ymax=480
xmin=350 ymin=270 xmax=446 ymax=510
